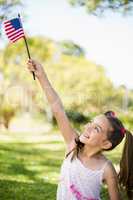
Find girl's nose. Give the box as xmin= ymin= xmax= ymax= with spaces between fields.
xmin=85 ymin=124 xmax=92 ymax=133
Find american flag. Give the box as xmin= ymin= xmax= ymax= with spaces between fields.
xmin=4 ymin=17 xmax=25 ymax=43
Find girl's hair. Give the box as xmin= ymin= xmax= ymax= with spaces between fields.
xmin=65 ymin=110 xmax=133 ymax=199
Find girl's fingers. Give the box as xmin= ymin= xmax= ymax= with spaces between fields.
xmin=28 ymin=66 xmax=35 ymax=72
xmin=27 ymin=59 xmax=35 ymax=65
xmin=29 ymin=69 xmax=35 ymax=73
xmin=27 ymin=64 xmax=35 ymax=71
xmin=27 ymin=61 xmax=33 ymax=66
xmin=27 ymin=61 xmax=37 ymax=71
xmin=27 ymin=59 xmax=33 ymax=65
xmin=27 ymin=62 xmax=35 ymax=68
xmin=28 ymin=58 xmax=33 ymax=63
xmin=30 ymin=59 xmax=36 ymax=65
xmin=27 ymin=59 xmax=37 ymax=71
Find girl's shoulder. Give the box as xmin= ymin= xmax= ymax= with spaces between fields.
xmin=102 ymin=157 xmax=117 ymax=182
xmin=98 ymin=154 xmax=112 ymax=169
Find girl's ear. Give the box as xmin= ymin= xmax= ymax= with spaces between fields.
xmin=102 ymin=140 xmax=112 ymax=150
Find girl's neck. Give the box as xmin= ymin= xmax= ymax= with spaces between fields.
xmin=80 ymin=145 xmax=102 ymax=159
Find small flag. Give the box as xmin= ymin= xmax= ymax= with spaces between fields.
xmin=3 ymin=14 xmax=36 ymax=80
xmin=4 ymin=17 xmax=25 ymax=43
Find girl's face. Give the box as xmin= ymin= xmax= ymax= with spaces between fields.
xmin=79 ymin=115 xmax=113 ymax=150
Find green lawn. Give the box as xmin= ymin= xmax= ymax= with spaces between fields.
xmin=0 ymin=124 xmax=127 ymax=200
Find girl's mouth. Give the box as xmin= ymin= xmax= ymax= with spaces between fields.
xmin=83 ymin=135 xmax=90 ymax=139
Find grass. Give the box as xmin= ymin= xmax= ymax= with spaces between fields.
xmin=0 ymin=123 xmax=64 ymax=200
xmin=0 ymin=120 xmax=128 ymax=200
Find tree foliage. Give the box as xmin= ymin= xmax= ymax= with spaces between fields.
xmin=68 ymin=0 xmax=133 ymax=15
xmin=0 ymin=0 xmax=22 ymax=38
xmin=58 ymin=40 xmax=85 ymax=57
xmin=0 ymin=36 xmax=133 ymax=128
xmin=0 ymin=0 xmax=22 ymax=21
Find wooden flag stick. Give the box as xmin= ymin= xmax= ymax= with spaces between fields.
xmin=23 ymin=36 xmax=35 ymax=80
xmin=18 ymin=14 xmax=35 ymax=80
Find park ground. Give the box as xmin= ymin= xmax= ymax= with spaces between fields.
xmin=0 ymin=114 xmax=128 ymax=200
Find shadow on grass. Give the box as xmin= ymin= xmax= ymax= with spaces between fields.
xmin=0 ymin=179 xmax=57 ymax=200
xmin=0 ymin=142 xmax=65 ymax=180
xmin=0 ymin=142 xmax=65 ymax=157
xmin=0 ymin=162 xmax=38 ymax=181
xmin=0 ymin=142 xmax=60 ymax=199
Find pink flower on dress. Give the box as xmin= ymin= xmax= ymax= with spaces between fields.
xmin=70 ymin=184 xmax=82 ymax=200
xmin=70 ymin=184 xmax=98 ymax=200
xmin=59 ymin=178 xmax=98 ymax=200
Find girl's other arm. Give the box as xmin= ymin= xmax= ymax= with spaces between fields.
xmin=103 ymin=162 xmax=122 ymax=200
xmin=27 ymin=59 xmax=78 ymax=149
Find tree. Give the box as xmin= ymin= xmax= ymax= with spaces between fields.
xmin=0 ymin=0 xmax=22 ymax=38
xmin=68 ymin=0 xmax=133 ymax=15
xmin=58 ymin=40 xmax=85 ymax=57
xmin=0 ymin=0 xmax=22 ymax=20
xmin=1 ymin=36 xmax=133 ymax=126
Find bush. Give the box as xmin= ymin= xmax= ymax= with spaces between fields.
xmin=66 ymin=110 xmax=89 ymax=123
xmin=0 ymin=104 xmax=17 ymax=129
xmin=51 ymin=109 xmax=91 ymax=128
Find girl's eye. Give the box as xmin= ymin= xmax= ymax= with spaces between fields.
xmin=94 ymin=126 xmax=100 ymax=132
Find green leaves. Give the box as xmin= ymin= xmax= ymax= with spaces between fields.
xmin=68 ymin=0 xmax=133 ymax=15
xmin=58 ymin=40 xmax=85 ymax=57
xmin=1 ymin=36 xmax=133 ymax=123
xmin=0 ymin=0 xmax=22 ymax=21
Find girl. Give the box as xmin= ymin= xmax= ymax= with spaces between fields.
xmin=27 ymin=59 xmax=133 ymax=200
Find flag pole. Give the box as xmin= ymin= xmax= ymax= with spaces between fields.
xmin=18 ymin=14 xmax=35 ymax=80
xmin=23 ymin=36 xmax=35 ymax=80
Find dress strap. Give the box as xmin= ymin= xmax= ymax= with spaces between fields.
xmin=101 ymin=159 xmax=111 ymax=171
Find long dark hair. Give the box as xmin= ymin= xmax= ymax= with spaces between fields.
xmin=65 ymin=110 xmax=133 ymax=199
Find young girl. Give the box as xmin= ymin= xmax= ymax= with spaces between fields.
xmin=27 ymin=59 xmax=133 ymax=200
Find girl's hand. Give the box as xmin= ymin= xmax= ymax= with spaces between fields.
xmin=27 ymin=59 xmax=44 ymax=80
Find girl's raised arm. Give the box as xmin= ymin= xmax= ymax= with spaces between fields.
xmin=27 ymin=59 xmax=78 ymax=149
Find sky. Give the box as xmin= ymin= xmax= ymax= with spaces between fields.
xmin=1 ymin=0 xmax=133 ymax=89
